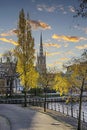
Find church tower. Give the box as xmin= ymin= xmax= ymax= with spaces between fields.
xmin=36 ymin=33 xmax=46 ymax=74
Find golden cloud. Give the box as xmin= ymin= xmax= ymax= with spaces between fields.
xmin=0 ymin=53 xmax=3 ymax=57
xmin=44 ymin=43 xmax=61 ymax=48
xmin=28 ymin=20 xmax=51 ymax=30
xmin=54 ymin=61 xmax=62 ymax=65
xmin=52 ymin=34 xmax=85 ymax=42
xmin=0 ymin=38 xmax=18 ymax=46
xmin=48 ymin=61 xmax=62 ymax=67
xmin=46 ymin=52 xmax=60 ymax=56
xmin=64 ymin=43 xmax=69 ymax=47
xmin=75 ymin=44 xmax=87 ymax=50
xmin=64 ymin=51 xmax=75 ymax=56
xmin=12 ymin=29 xmax=19 ymax=34
xmin=47 ymin=63 xmax=55 ymax=67
xmin=60 ymin=57 xmax=70 ymax=61
xmin=0 ymin=29 xmax=16 ymax=37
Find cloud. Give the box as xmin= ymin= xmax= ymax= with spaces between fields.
xmin=64 ymin=43 xmax=69 ymax=47
xmin=57 ymin=5 xmax=67 ymax=14
xmin=37 ymin=4 xmax=56 ymax=12
xmin=37 ymin=4 xmax=68 ymax=15
xmin=54 ymin=61 xmax=62 ymax=65
xmin=12 ymin=29 xmax=19 ymax=34
xmin=48 ymin=61 xmax=62 ymax=67
xmin=64 ymin=51 xmax=75 ymax=56
xmin=37 ymin=4 xmax=76 ymax=15
xmin=74 ymin=25 xmax=87 ymax=34
xmin=44 ymin=43 xmax=61 ymax=48
xmin=75 ymin=44 xmax=87 ymax=50
xmin=28 ymin=20 xmax=51 ymax=30
xmin=0 ymin=53 xmax=3 ymax=57
xmin=0 ymin=38 xmax=18 ymax=46
xmin=0 ymin=29 xmax=16 ymax=37
xmin=46 ymin=52 xmax=60 ymax=56
xmin=47 ymin=60 xmax=63 ymax=68
xmin=60 ymin=57 xmax=70 ymax=61
xmin=52 ymin=34 xmax=87 ymax=42
xmin=47 ymin=63 xmax=55 ymax=67
xmin=68 ymin=6 xmax=75 ymax=13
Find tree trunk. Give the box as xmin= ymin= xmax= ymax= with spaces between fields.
xmin=77 ymin=78 xmax=85 ymax=130
xmin=24 ymin=90 xmax=27 ymax=107
xmin=9 ymin=79 xmax=13 ymax=98
xmin=70 ymin=88 xmax=73 ymax=117
xmin=44 ymin=87 xmax=47 ymax=112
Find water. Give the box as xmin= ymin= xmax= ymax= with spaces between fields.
xmin=48 ymin=102 xmax=87 ymax=122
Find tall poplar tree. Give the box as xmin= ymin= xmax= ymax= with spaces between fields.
xmin=14 ymin=9 xmax=39 ymax=107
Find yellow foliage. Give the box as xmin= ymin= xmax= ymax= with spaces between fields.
xmin=54 ymin=73 xmax=70 ymax=95
xmin=16 ymin=58 xmax=39 ymax=90
xmin=14 ymin=43 xmax=39 ymax=91
xmin=70 ymin=63 xmax=87 ymax=88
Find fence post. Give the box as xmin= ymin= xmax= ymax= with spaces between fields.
xmin=67 ymin=107 xmax=69 ymax=116
xmin=55 ymin=103 xmax=56 ymax=111
xmin=71 ymin=106 xmax=73 ymax=117
xmin=83 ymin=112 xmax=85 ymax=122
xmin=47 ymin=102 xmax=48 ymax=109
xmin=58 ymin=104 xmax=60 ymax=112
xmin=77 ymin=110 xmax=78 ymax=119
xmin=62 ymin=105 xmax=64 ymax=114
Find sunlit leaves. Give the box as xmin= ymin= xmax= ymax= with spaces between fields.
xmin=53 ymin=56 xmax=87 ymax=95
xmin=54 ymin=73 xmax=70 ymax=95
xmin=14 ymin=9 xmax=39 ymax=91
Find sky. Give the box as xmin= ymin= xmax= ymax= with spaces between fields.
xmin=0 ymin=0 xmax=87 ymax=71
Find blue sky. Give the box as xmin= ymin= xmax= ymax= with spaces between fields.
xmin=0 ymin=0 xmax=87 ymax=71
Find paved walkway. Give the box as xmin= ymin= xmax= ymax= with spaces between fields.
xmin=29 ymin=106 xmax=87 ymax=130
xmin=0 ymin=104 xmax=75 ymax=130
xmin=0 ymin=116 xmax=10 ymax=130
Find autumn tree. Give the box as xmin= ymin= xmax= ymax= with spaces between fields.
xmin=64 ymin=50 xmax=87 ymax=130
xmin=39 ymin=69 xmax=55 ymax=112
xmin=14 ymin=9 xmax=39 ymax=107
xmin=54 ymin=72 xmax=70 ymax=95
xmin=53 ymin=50 xmax=87 ymax=130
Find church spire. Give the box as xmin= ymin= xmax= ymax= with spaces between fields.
xmin=40 ymin=32 xmax=43 ymax=56
xmin=36 ymin=32 xmax=46 ymax=74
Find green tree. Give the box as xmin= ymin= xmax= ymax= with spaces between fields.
xmin=14 ymin=9 xmax=39 ymax=107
